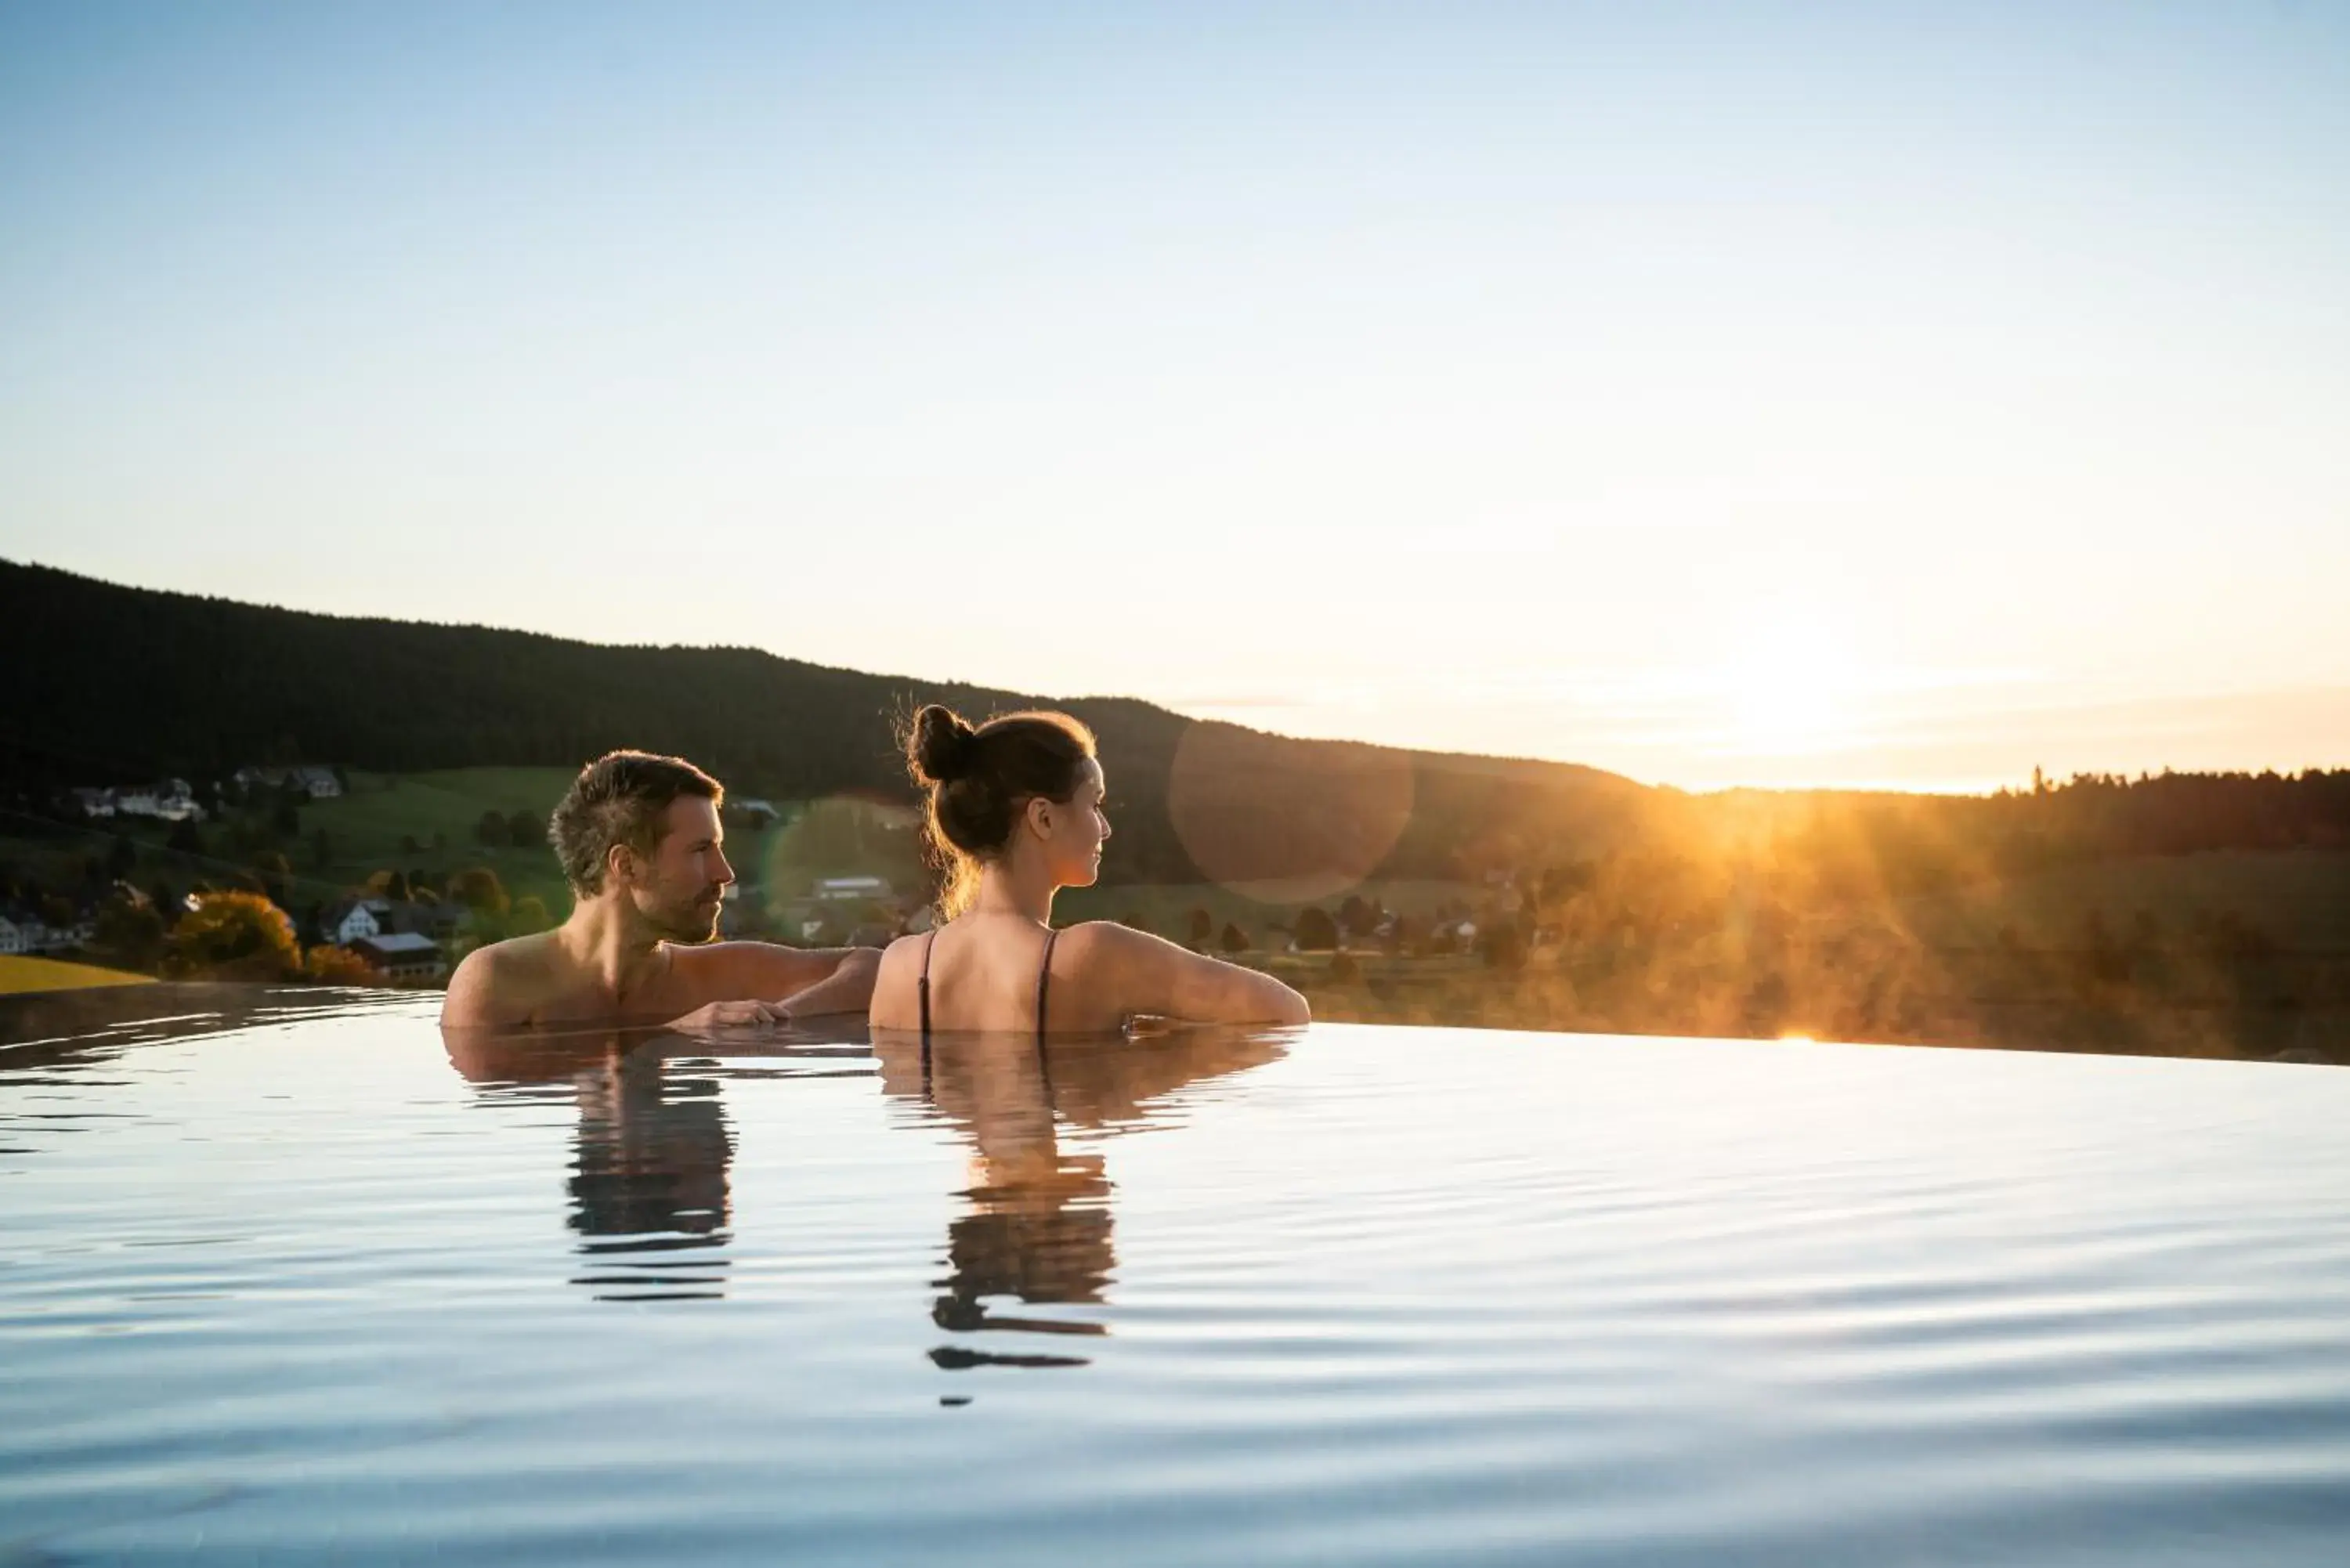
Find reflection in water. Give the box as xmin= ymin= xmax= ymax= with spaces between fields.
xmin=875 ymin=1024 xmax=1289 ymax=1374
xmin=568 ymin=1048 xmax=734 ymax=1300
xmin=446 ymin=1027 xmax=738 ymax=1302
xmin=1 ymin=980 xmax=412 ymax=1061
xmin=441 ymin=1017 xmax=1289 ymax=1339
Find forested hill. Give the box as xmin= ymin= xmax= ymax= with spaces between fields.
xmin=0 ymin=558 xmax=1653 ymax=884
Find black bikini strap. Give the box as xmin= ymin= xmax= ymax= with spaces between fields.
xmin=1036 ymin=927 xmax=1061 ymax=1044
xmin=917 ymin=930 xmax=938 ymax=1077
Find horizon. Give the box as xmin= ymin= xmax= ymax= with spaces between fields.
xmin=4 ymin=4 xmax=2346 ymax=791
xmin=12 ymin=551 xmax=2342 ymax=800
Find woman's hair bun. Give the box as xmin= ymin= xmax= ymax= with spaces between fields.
xmin=911 ymin=703 xmax=978 ymax=784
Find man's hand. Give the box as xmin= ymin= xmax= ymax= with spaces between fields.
xmin=667 ymin=999 xmax=790 ymax=1033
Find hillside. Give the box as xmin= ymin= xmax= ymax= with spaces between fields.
xmin=0 ymin=558 xmax=1653 ymax=888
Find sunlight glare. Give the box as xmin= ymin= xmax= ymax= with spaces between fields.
xmin=1724 ymin=621 xmax=1856 ymax=757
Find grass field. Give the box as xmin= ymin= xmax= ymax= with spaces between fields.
xmin=301 ymin=768 xmax=580 ymax=912
xmin=0 ymin=954 xmax=155 ymax=994
xmin=1055 ymin=878 xmax=1479 ymax=945
xmin=0 ymin=768 xmax=582 ymax=922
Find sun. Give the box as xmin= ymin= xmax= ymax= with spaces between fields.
xmin=1723 ymin=622 xmax=1855 ymax=754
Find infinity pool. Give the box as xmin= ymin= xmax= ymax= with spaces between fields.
xmin=5 ymin=988 xmax=2348 ymax=1564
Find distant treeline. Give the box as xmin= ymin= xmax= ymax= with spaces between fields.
xmin=0 ymin=559 xmax=1647 ymax=886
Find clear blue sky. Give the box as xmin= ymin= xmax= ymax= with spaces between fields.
xmin=4 ymin=2 xmax=2346 ymax=788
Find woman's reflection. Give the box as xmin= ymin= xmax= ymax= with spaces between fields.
xmin=443 ymin=1018 xmax=1289 ymax=1341
xmin=874 ymin=1024 xmax=1287 ymax=1373
xmin=445 ymin=1026 xmax=735 ymax=1302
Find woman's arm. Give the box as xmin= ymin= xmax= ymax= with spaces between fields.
xmin=1067 ymin=923 xmax=1310 ymax=1028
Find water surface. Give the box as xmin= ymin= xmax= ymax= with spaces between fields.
xmin=5 ymin=988 xmax=2348 ymax=1564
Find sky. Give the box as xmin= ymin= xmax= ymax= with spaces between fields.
xmin=3 ymin=2 xmax=2346 ymax=792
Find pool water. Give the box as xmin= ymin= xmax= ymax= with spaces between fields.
xmin=5 ymin=988 xmax=2349 ymax=1565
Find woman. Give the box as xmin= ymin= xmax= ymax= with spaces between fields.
xmin=870 ymin=705 xmax=1310 ymax=1036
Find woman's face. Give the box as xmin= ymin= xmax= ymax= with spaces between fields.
xmin=1044 ymin=757 xmax=1111 ymax=887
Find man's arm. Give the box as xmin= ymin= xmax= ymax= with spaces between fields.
xmin=769 ymin=946 xmax=883 ymax=1017
xmin=674 ymin=943 xmax=882 ymax=1021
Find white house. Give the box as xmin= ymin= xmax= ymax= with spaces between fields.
xmin=71 ymin=788 xmax=118 ymax=818
xmin=816 ymin=876 xmax=891 ymax=903
xmin=292 ymin=767 xmax=341 ymax=799
xmin=324 ymin=899 xmax=382 ymax=945
xmin=0 ymin=916 xmax=26 ymax=956
xmin=154 ymin=779 xmax=204 ymax=822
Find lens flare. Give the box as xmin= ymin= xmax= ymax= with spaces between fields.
xmin=1167 ymin=721 xmax=1414 ymax=903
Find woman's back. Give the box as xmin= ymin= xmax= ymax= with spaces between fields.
xmin=871 ymin=916 xmax=1307 ymax=1036
xmin=871 ymin=914 xmax=1060 ymax=1038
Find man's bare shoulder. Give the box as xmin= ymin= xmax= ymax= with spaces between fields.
xmin=451 ymin=930 xmax=566 ymax=982
xmin=441 ymin=931 xmax=568 ymax=1029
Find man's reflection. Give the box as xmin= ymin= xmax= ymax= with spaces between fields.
xmin=443 ymin=1017 xmax=1290 ymax=1345
xmin=875 ymin=1024 xmax=1287 ymax=1373
xmin=446 ymin=1027 xmax=734 ymax=1302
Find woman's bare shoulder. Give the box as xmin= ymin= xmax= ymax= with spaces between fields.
xmin=1055 ymin=920 xmax=1188 ymax=966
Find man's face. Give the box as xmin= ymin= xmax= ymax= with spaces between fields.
xmin=627 ymin=796 xmax=734 ymax=941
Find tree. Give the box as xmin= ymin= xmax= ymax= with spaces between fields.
xmin=1293 ymin=907 xmax=1339 ymax=951
xmin=309 ymin=828 xmax=334 ymax=870
xmin=251 ymin=850 xmax=293 ymax=909
xmin=1477 ymin=916 xmax=1526 ymax=973
xmin=474 ymin=809 xmax=506 ymax=847
xmin=508 ymin=894 xmax=552 ymax=935
xmin=106 ymin=834 xmax=137 ymax=881
xmin=270 ymin=794 xmax=302 ymax=838
xmin=1328 ymin=949 xmax=1362 ymax=983
xmin=166 ymin=818 xmax=204 ymax=857
xmin=1186 ymin=908 xmax=1213 ymax=949
xmin=1338 ymin=894 xmax=1373 ymax=938
xmin=165 ymin=891 xmax=300 ymax=980
xmin=92 ymin=893 xmax=167 ymax=971
xmin=302 ymin=945 xmax=382 ymax=985
xmin=1219 ymin=921 xmax=1249 ymax=955
xmin=398 ymin=833 xmax=421 ymax=857
xmin=446 ymin=866 xmax=509 ymax=915
xmin=506 ymin=809 xmax=544 ymax=849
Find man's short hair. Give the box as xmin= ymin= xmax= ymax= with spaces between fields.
xmin=549 ymin=751 xmax=723 ymax=896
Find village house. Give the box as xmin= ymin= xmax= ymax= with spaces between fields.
xmin=232 ymin=764 xmax=340 ymax=799
xmin=350 ymin=932 xmax=444 ymax=983
xmin=0 ymin=908 xmax=94 ymax=956
xmin=71 ymin=780 xmax=204 ymax=822
xmin=388 ymin=901 xmax=465 ymax=943
xmin=320 ymin=897 xmax=389 ymax=946
xmin=726 ymin=797 xmax=784 ymax=828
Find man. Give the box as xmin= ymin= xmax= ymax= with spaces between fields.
xmin=440 ymin=750 xmax=879 ymax=1031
